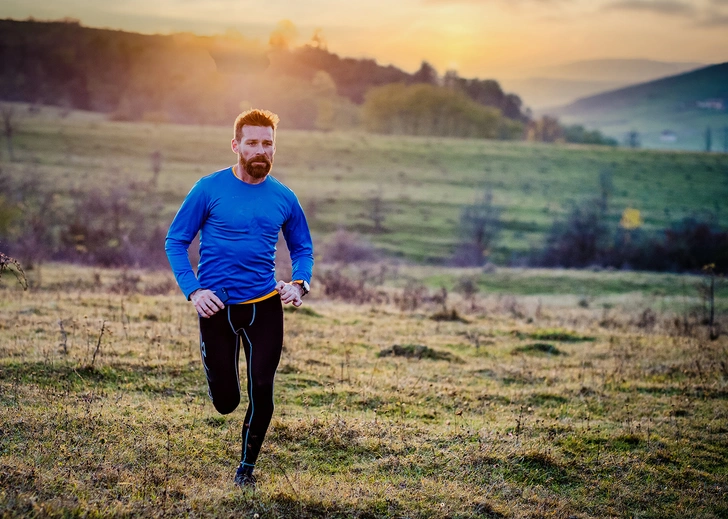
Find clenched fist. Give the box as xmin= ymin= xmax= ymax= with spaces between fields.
xmin=190 ymin=289 xmax=225 ymax=318
xmin=276 ymin=280 xmax=303 ymax=307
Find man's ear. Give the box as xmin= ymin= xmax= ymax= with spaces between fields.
xmin=231 ymin=138 xmax=239 ymax=154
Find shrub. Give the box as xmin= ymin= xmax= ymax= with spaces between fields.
xmin=452 ymin=190 xmax=502 ymax=267
xmin=539 ymin=199 xmax=610 ymax=268
xmin=537 ymin=207 xmax=727 ymax=273
xmin=321 ymin=230 xmax=378 ymax=264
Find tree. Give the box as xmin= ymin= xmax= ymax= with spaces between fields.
xmin=453 ymin=190 xmax=502 ymax=266
xmin=627 ymin=131 xmax=640 ymax=148
xmin=598 ymin=167 xmax=614 ymax=212
xmin=563 ymin=125 xmax=618 ymax=146
xmin=705 ymin=126 xmax=712 ymax=152
xmin=366 ymin=190 xmax=387 ymax=233
xmin=411 ymin=61 xmax=438 ymax=85
xmin=0 ymin=104 xmax=17 ymax=160
xmin=541 ymin=200 xmax=610 ymax=268
xmin=529 ymin=116 xmax=563 ymax=143
xmin=309 ymin=28 xmax=327 ymax=50
xmin=269 ymin=20 xmax=298 ymax=51
xmin=150 ymin=150 xmax=162 ymax=187
xmin=443 ymin=72 xmax=528 ymax=123
xmin=362 ymin=83 xmax=502 ymax=138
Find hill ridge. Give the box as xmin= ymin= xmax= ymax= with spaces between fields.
xmin=560 ymin=62 xmax=728 ymax=113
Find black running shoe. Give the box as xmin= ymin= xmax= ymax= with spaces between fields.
xmin=234 ymin=466 xmax=257 ymax=489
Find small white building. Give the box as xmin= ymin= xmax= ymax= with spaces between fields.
xmin=660 ymin=130 xmax=677 ymax=142
xmin=696 ymin=99 xmax=725 ymax=111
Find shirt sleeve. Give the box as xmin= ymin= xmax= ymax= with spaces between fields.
xmin=165 ymin=180 xmax=208 ymax=299
xmin=282 ymin=195 xmax=314 ymax=286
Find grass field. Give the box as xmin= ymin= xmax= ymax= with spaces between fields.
xmin=1 ymin=264 xmax=727 ymax=518
xmin=561 ymin=107 xmax=728 ymax=153
xmin=3 ymin=104 xmax=727 ymax=264
xmin=1 ymin=107 xmax=727 ymax=517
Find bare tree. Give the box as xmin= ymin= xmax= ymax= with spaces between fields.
xmin=626 ymin=130 xmax=640 ymax=149
xmin=411 ymin=61 xmax=438 ymax=85
xmin=150 ymin=150 xmax=162 ymax=187
xmin=1 ymin=104 xmax=18 ymax=160
xmin=453 ymin=190 xmax=502 ymax=266
xmin=705 ymin=126 xmax=712 ymax=153
xmin=367 ymin=190 xmax=387 ymax=233
xmin=599 ymin=166 xmax=614 ymax=213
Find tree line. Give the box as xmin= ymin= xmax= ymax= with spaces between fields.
xmin=0 ymin=19 xmax=614 ymax=144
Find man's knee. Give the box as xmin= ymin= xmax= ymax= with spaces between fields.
xmin=251 ymin=380 xmax=274 ymax=398
xmin=212 ymin=393 xmax=240 ymax=415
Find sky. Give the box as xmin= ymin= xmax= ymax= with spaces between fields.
xmin=2 ymin=0 xmax=728 ymax=79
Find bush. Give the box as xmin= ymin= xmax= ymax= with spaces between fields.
xmin=539 ymin=200 xmax=610 ymax=268
xmin=537 ymin=204 xmax=728 ymax=273
xmin=563 ymin=125 xmax=618 ymax=146
xmin=321 ymin=230 xmax=378 ymax=264
xmin=317 ymin=268 xmax=389 ymax=304
xmin=452 ymin=190 xmax=502 ymax=267
xmin=0 ymin=171 xmax=169 ymax=269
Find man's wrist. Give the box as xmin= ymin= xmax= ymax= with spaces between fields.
xmin=292 ymin=280 xmax=310 ymax=297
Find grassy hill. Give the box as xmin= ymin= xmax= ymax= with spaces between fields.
xmin=2 ymin=105 xmax=727 ymax=265
xmin=552 ymin=63 xmax=728 ymax=151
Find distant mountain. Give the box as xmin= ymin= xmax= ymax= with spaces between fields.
xmin=548 ymin=62 xmax=728 ymax=151
xmin=532 ymin=58 xmax=706 ymax=83
xmin=500 ymin=77 xmax=625 ymax=111
xmin=504 ymin=59 xmax=707 ymax=110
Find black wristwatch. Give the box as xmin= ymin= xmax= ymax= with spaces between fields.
xmin=294 ymin=280 xmax=310 ymax=297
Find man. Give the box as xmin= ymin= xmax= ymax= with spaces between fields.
xmin=165 ymin=108 xmax=313 ymax=489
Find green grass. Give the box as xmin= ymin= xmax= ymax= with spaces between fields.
xmin=3 ymin=104 xmax=727 ymax=264
xmin=1 ymin=264 xmax=727 ymax=518
xmin=416 ymin=266 xmax=728 ymax=299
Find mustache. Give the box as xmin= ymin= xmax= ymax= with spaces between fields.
xmin=247 ymin=154 xmax=271 ymax=166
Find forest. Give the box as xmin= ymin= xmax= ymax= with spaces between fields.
xmin=0 ymin=19 xmax=613 ymax=144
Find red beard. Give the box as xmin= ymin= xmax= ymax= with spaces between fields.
xmin=242 ymin=154 xmax=272 ymax=179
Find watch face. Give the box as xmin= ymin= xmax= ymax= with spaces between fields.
xmin=301 ymin=280 xmax=310 ymax=295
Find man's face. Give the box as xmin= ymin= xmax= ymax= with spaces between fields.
xmin=232 ymin=125 xmax=276 ymax=179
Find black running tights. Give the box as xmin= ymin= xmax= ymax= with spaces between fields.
xmin=198 ymin=294 xmax=283 ymax=470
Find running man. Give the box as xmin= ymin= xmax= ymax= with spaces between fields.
xmin=165 ymin=109 xmax=314 ymax=488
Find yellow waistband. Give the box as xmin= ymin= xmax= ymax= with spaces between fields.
xmin=237 ymin=290 xmax=278 ymax=304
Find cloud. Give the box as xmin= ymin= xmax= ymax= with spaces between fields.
xmin=696 ymin=10 xmax=728 ymax=26
xmin=601 ymin=0 xmax=697 ymax=16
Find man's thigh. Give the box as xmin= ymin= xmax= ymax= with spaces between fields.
xmin=198 ymin=309 xmax=241 ymax=414
xmin=241 ymin=296 xmax=284 ymax=385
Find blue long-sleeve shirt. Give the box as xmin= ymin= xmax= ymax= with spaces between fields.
xmin=165 ymin=167 xmax=314 ymax=303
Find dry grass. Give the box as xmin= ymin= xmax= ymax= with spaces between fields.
xmin=1 ymin=264 xmax=727 ymax=518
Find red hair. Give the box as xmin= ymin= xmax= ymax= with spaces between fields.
xmin=234 ymin=109 xmax=280 ymax=142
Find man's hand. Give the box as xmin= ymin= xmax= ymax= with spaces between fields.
xmin=190 ymin=289 xmax=225 ymax=318
xmin=276 ymin=280 xmax=303 ymax=307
